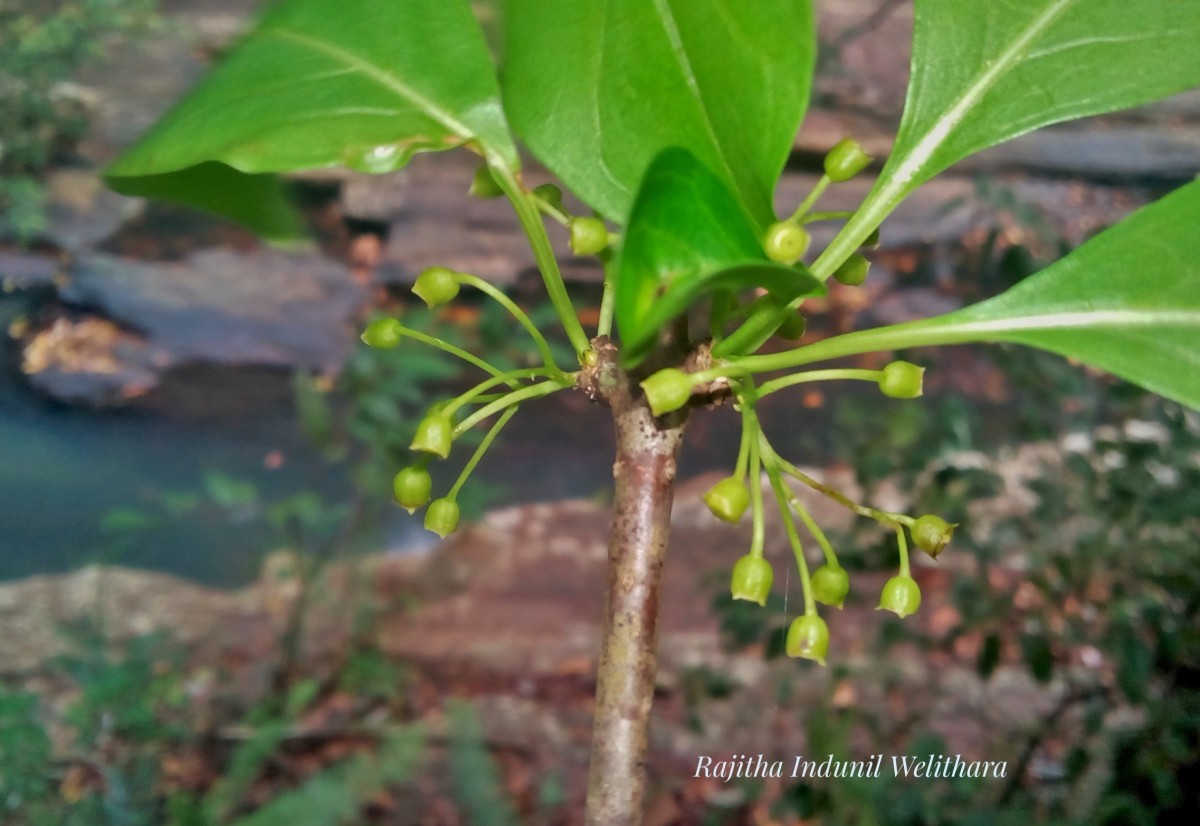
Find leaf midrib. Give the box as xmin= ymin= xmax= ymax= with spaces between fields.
xmin=264 ymin=26 xmax=477 ymax=143
xmin=650 ymin=0 xmax=748 ymax=212
xmin=812 ymin=0 xmax=1079 ymax=279
xmin=897 ymin=0 xmax=1077 ymax=189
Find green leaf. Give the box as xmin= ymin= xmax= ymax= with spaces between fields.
xmin=823 ymin=0 xmax=1200 ymax=268
xmin=107 ymin=163 xmax=303 ymax=240
xmin=616 ymin=148 xmax=820 ymax=367
xmin=501 ymin=0 xmax=815 ymax=225
xmin=899 ymin=0 xmax=1200 ymax=190
xmin=105 ymin=0 xmax=516 ymax=237
xmin=761 ymin=181 xmax=1200 ymax=410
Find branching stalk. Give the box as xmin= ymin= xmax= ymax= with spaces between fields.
xmin=491 ymin=167 xmax=591 ymax=357
xmin=443 ymin=367 xmax=555 ymax=416
xmin=448 ymin=407 xmax=518 ymax=499
xmin=392 ymin=327 xmax=517 ymax=384
xmin=457 ymin=274 xmax=565 ymax=375
xmin=452 ymin=379 xmax=570 ymax=437
xmin=597 ymin=254 xmax=617 ymax=339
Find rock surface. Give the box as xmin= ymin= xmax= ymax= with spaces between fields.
xmin=63 ymin=250 xmax=364 ymax=371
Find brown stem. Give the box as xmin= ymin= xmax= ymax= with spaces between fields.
xmin=584 ymin=353 xmax=687 ymax=825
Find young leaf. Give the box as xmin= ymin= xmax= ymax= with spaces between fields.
xmin=757 ymin=181 xmax=1200 ymax=410
xmin=616 ymin=148 xmax=820 ymax=367
xmin=501 ymin=0 xmax=815 ymax=226
xmin=105 ymin=0 xmax=517 ymax=237
xmin=825 ymin=0 xmax=1200 ymax=262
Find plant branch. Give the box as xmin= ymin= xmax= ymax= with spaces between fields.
xmin=585 ymin=349 xmax=687 ymax=825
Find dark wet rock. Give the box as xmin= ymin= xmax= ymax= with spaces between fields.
xmin=17 ymin=249 xmax=365 ymax=405
xmin=62 ymin=249 xmax=365 ymax=370
xmin=18 ymin=315 xmax=166 ymax=406
xmin=0 ymin=250 xmax=63 ymax=289
xmin=776 ymin=171 xmax=1154 ymax=252
xmin=962 ymin=124 xmax=1200 ymax=182
xmin=42 ymin=170 xmax=144 ymax=251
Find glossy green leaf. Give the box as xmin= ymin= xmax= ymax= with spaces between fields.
xmin=616 ymin=148 xmax=820 ymax=367
xmin=501 ymin=0 xmax=815 ymax=225
xmin=760 ymin=181 xmax=1200 ymax=410
xmin=826 ymin=0 xmax=1200 ymax=265
xmin=107 ymin=163 xmax=303 ymax=240
xmin=900 ymin=0 xmax=1200 ymax=189
xmin=105 ymin=0 xmax=517 ymax=237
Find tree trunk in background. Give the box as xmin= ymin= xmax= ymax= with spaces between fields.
xmin=584 ymin=381 xmax=686 ymax=825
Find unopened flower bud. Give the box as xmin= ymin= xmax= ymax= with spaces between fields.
xmin=785 ymin=613 xmax=830 ymax=664
xmin=639 ymin=368 xmax=694 ymax=417
xmin=833 ymin=253 xmax=871 ymax=286
xmin=776 ymin=312 xmax=807 ymax=341
xmin=879 ymin=360 xmax=925 ymax=399
xmin=412 ymin=266 xmax=461 ymax=308
xmin=811 ymin=564 xmax=850 ymax=609
xmin=730 ymin=554 xmax=774 ymax=606
xmin=361 ymin=317 xmax=403 ymax=349
xmin=393 ymin=465 xmax=432 ymax=514
xmin=469 ymin=165 xmax=504 ymax=198
xmin=569 ymin=216 xmax=609 ymax=256
xmin=912 ymin=514 xmax=956 ymax=559
xmin=878 ymin=575 xmax=921 ymax=618
xmin=703 ymin=476 xmax=751 ymax=524
xmin=424 ymin=497 xmax=460 ymax=538
xmin=824 ymin=137 xmax=872 ymax=182
xmin=764 ymin=221 xmax=811 ymax=264
xmin=532 ymin=183 xmax=563 ymax=210
xmin=410 ymin=411 xmax=454 ymax=459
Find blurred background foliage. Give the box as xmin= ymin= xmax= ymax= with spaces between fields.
xmin=0 ymin=0 xmax=158 ymax=240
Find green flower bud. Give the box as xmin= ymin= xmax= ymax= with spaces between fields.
xmin=730 ymin=554 xmax=773 ymax=606
xmin=863 ymin=227 xmax=881 ymax=249
xmin=469 ymin=165 xmax=504 ymax=198
xmin=824 ymin=137 xmax=872 ymax=183
xmin=877 ymin=575 xmax=921 ymax=618
xmin=878 ymin=360 xmax=925 ymax=399
xmin=912 ymin=514 xmax=956 ymax=559
xmin=361 ymin=317 xmax=403 ymax=349
xmin=393 ymin=465 xmax=432 ymax=514
xmin=410 ymin=411 xmax=454 ymax=459
xmin=763 ymin=221 xmax=811 ymax=264
xmin=811 ymin=564 xmax=850 ymax=609
xmin=412 ymin=266 xmax=461 ymax=308
xmin=785 ymin=614 xmax=830 ymax=665
xmin=639 ymin=368 xmax=694 ymax=417
xmin=532 ymin=183 xmax=563 ymax=210
xmin=776 ymin=312 xmax=807 ymax=341
xmin=424 ymin=497 xmax=460 ymax=538
xmin=703 ymin=476 xmax=750 ymax=524
xmin=569 ymin=216 xmax=609 ymax=256
xmin=832 ymin=253 xmax=871 ymax=286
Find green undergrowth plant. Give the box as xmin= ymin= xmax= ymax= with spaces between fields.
xmin=0 ymin=0 xmax=158 ymax=241
xmin=1 ymin=618 xmax=526 ymax=824
xmin=102 ymin=0 xmax=1200 ymax=821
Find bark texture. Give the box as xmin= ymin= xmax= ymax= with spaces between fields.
xmin=584 ymin=342 xmax=687 ymax=825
